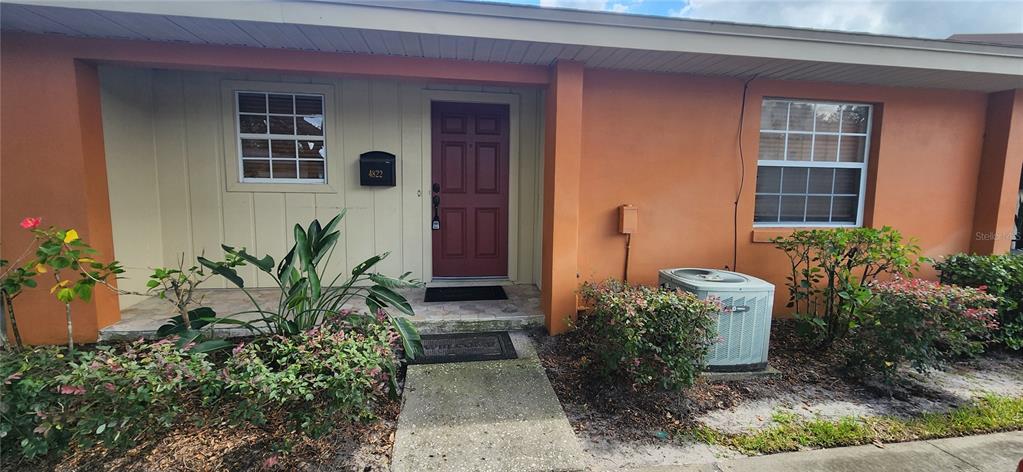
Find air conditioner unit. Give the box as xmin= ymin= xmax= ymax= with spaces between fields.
xmin=658 ymin=268 xmax=775 ymax=372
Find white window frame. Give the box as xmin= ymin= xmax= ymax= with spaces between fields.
xmin=234 ymin=90 xmax=327 ymax=185
xmin=754 ymin=99 xmax=873 ymax=228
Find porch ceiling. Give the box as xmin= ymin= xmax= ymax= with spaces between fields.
xmin=3 ymin=0 xmax=1022 ymax=92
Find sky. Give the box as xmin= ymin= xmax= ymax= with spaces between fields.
xmin=473 ymin=0 xmax=1023 ymax=39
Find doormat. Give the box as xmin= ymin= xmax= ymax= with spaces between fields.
xmin=424 ymin=285 xmax=508 ymax=302
xmin=410 ymin=331 xmax=518 ymax=364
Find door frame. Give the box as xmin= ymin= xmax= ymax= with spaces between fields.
xmin=420 ymin=90 xmax=521 ymax=283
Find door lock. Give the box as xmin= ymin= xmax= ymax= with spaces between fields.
xmin=431 ymin=183 xmax=441 ymax=230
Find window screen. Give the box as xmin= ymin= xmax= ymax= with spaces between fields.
xmin=236 ymin=91 xmax=326 ymax=183
xmin=754 ymin=99 xmax=871 ymax=226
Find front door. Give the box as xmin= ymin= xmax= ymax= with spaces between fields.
xmin=431 ymin=101 xmax=510 ymax=277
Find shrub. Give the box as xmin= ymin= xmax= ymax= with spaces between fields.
xmin=935 ymin=253 xmax=1023 ymax=350
xmin=845 ymin=278 xmax=999 ymax=382
xmin=578 ymin=280 xmax=719 ymax=391
xmin=1 ymin=314 xmax=400 ymax=461
xmin=53 ymin=339 xmax=221 ymax=450
xmin=772 ymin=227 xmax=925 ymax=346
xmin=222 ymin=312 xmax=398 ymax=437
xmin=0 ymin=347 xmax=70 ymax=458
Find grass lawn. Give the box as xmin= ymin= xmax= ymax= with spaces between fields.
xmin=691 ymin=395 xmax=1023 ymax=455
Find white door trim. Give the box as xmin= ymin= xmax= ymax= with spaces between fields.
xmin=420 ymin=90 xmax=521 ymax=283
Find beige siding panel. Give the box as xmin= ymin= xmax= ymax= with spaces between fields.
xmin=399 ymin=82 xmax=425 ymax=280
xmin=182 ymin=72 xmax=227 ymax=287
xmin=314 ymin=192 xmax=348 ymax=282
xmin=103 ymin=67 xmax=545 ymax=295
xmin=151 ymin=71 xmax=194 ymax=270
xmin=341 ymin=79 xmax=377 ymax=271
xmin=285 ymin=193 xmax=316 ymax=246
xmin=516 ymin=89 xmax=539 ymax=285
xmin=100 ymin=66 xmax=161 ymax=308
xmin=252 ymin=193 xmax=287 ymax=287
xmin=370 ymin=80 xmax=404 ymax=276
xmin=221 ymin=192 xmax=257 ymax=283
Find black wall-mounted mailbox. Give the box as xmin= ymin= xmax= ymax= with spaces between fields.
xmin=359 ymin=151 xmax=396 ymax=187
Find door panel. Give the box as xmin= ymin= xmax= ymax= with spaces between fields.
xmin=431 ymin=102 xmax=509 ymax=277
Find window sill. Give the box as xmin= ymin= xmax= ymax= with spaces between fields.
xmin=225 ymin=180 xmax=339 ymax=194
xmin=751 ymin=225 xmax=861 ymax=243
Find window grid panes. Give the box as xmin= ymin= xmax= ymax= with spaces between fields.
xmin=755 ymin=99 xmax=871 ymax=226
xmin=236 ymin=91 xmax=326 ymax=183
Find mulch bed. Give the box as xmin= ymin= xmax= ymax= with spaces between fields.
xmin=5 ymin=400 xmax=400 ymax=472
xmin=530 ymin=320 xmax=922 ymax=441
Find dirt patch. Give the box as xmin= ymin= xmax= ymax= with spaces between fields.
xmin=532 ymin=321 xmax=1023 ymax=467
xmin=6 ymin=401 xmax=399 ymax=472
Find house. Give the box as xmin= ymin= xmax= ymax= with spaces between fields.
xmin=2 ymin=0 xmax=1021 ymax=345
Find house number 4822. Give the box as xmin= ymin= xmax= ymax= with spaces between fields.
xmin=367 ymin=169 xmax=384 ymax=178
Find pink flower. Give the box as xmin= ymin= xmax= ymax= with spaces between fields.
xmin=19 ymin=217 xmax=41 ymax=229
xmin=262 ymin=454 xmax=280 ymax=469
xmin=103 ymin=382 xmax=116 ymax=393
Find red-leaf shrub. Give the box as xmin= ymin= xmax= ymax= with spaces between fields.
xmin=578 ymin=280 xmax=719 ymax=391
xmin=845 ymin=278 xmax=999 ymax=382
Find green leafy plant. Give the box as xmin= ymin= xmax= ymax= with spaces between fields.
xmin=148 ymin=257 xmax=235 ymax=353
xmin=935 ymin=253 xmax=1023 ymax=350
xmin=0 ymin=346 xmax=70 ymax=458
xmin=772 ymin=227 xmax=925 ymax=346
xmin=578 ymin=279 xmax=719 ymax=391
xmin=198 ymin=211 xmax=423 ymax=358
xmin=51 ymin=339 xmax=222 ymax=449
xmin=0 ymin=259 xmax=37 ymax=349
xmin=222 ymin=313 xmax=398 ymax=436
xmin=845 ymin=278 xmax=998 ymax=383
xmin=29 ymin=226 xmax=125 ymax=354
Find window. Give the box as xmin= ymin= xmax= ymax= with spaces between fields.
xmin=236 ymin=91 xmax=326 ymax=183
xmin=754 ymin=99 xmax=872 ymax=226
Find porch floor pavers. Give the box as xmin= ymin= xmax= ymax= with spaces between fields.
xmin=391 ymin=331 xmax=587 ymax=472
xmin=100 ymin=284 xmax=543 ymax=340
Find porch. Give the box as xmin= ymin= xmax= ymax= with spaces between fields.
xmin=99 ymin=284 xmax=543 ymax=341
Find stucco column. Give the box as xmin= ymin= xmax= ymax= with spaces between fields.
xmin=541 ymin=61 xmax=584 ymax=335
xmin=1 ymin=35 xmax=120 ymax=344
xmin=970 ymin=89 xmax=1023 ymax=254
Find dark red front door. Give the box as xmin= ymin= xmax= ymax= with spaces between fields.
xmin=431 ymin=102 xmax=510 ymax=277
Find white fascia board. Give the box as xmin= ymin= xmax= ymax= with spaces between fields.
xmin=14 ymin=0 xmax=1023 ymax=77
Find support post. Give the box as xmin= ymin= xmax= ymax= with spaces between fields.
xmin=541 ymin=61 xmax=584 ymax=335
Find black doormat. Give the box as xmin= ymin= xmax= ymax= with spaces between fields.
xmin=424 ymin=285 xmax=508 ymax=302
xmin=410 ymin=331 xmax=518 ymax=364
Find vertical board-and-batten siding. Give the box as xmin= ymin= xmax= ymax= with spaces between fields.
xmin=99 ymin=66 xmax=544 ymax=308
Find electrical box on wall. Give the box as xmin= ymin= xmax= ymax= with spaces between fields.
xmin=359 ymin=151 xmax=396 ymax=187
xmin=619 ymin=204 xmax=638 ymax=234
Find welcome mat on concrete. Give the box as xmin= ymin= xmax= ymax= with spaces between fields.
xmin=410 ymin=331 xmax=517 ymax=364
xmin=424 ymin=285 xmax=508 ymax=302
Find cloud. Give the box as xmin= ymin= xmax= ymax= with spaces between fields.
xmin=670 ymin=0 xmax=1023 ymax=38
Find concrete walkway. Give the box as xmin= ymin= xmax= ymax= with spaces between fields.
xmin=391 ymin=331 xmax=587 ymax=472
xmin=634 ymin=431 xmax=1023 ymax=472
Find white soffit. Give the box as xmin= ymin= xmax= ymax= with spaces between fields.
xmin=2 ymin=0 xmax=1021 ymax=91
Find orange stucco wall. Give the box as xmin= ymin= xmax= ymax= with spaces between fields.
xmin=1 ymin=41 xmax=118 ymax=344
xmin=575 ymin=68 xmax=997 ymax=310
